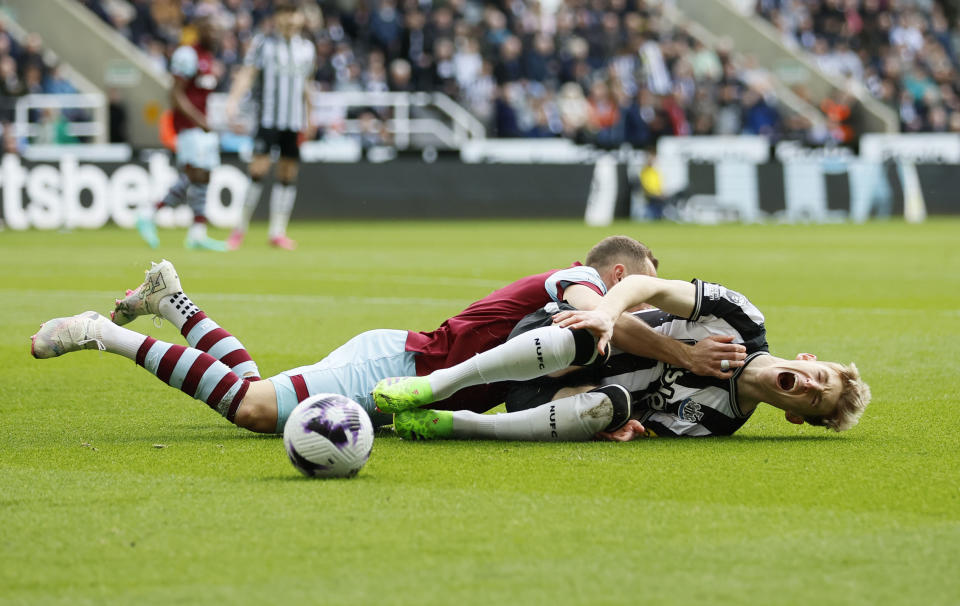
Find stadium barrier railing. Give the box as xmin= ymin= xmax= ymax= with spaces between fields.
xmin=13 ymin=93 xmax=108 ymax=144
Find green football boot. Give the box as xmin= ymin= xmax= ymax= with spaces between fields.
xmin=393 ymin=409 xmax=453 ymax=440
xmin=372 ymin=376 xmax=434 ymax=413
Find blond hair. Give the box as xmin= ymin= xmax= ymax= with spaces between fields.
xmin=585 ymin=235 xmax=658 ymax=275
xmin=805 ymin=362 xmax=871 ymax=432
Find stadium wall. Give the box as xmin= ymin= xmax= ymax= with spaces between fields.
xmin=0 ymin=153 xmax=597 ymax=229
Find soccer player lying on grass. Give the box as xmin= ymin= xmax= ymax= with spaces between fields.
xmin=373 ymin=275 xmax=872 ymax=441
xmin=28 ymin=238 xmax=745 ymax=435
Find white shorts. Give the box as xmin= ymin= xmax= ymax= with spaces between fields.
xmin=267 ymin=329 xmax=417 ymax=433
xmin=176 ymin=128 xmax=220 ymax=170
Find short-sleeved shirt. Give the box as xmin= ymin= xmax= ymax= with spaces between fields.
xmin=244 ymin=33 xmax=316 ymax=131
xmin=407 ymin=264 xmax=606 ymax=413
xmin=170 ymin=44 xmax=218 ymax=133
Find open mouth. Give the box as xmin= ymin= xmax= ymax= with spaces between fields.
xmin=777 ymin=372 xmax=797 ymax=391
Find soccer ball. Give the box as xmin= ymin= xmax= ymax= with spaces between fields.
xmin=283 ymin=394 xmax=374 ymax=478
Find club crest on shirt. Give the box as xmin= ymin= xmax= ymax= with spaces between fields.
xmin=726 ymin=290 xmax=747 ymax=307
xmin=677 ymin=398 xmax=704 ymax=423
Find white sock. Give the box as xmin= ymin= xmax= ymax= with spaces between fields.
xmin=450 ymin=389 xmax=613 ymax=441
xmin=98 ymin=321 xmax=148 ymax=360
xmin=428 ymin=326 xmax=576 ymax=401
xmin=268 ymin=184 xmax=296 ymax=238
xmin=237 ymin=179 xmax=262 ymax=233
xmin=187 ymin=221 xmax=207 ymax=241
xmin=158 ymin=291 xmax=201 ymax=331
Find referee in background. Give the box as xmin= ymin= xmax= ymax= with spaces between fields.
xmin=226 ymin=0 xmax=316 ymax=250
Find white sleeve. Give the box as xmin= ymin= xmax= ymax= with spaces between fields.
xmin=544 ymin=266 xmax=607 ymax=302
xmin=170 ymin=46 xmax=198 ymax=79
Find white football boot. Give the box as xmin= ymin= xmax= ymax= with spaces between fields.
xmin=111 ymin=259 xmax=182 ymax=326
xmin=31 ymin=311 xmax=108 ymax=359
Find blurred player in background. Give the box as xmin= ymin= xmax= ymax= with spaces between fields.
xmin=226 ymin=1 xmax=315 ymax=251
xmin=137 ymin=15 xmax=227 ymax=252
xmin=29 ymin=237 xmax=744 ymax=436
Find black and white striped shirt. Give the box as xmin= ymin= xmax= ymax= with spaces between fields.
xmin=244 ymin=33 xmax=316 ymax=131
xmin=597 ymin=279 xmax=770 ymax=437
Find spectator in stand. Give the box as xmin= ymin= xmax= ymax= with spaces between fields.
xmin=557 ymin=81 xmax=589 ymax=142
xmin=0 ymin=55 xmax=24 ymax=123
xmin=758 ymin=0 xmax=960 ymax=134
xmin=742 ymin=87 xmax=781 ymax=137
xmin=586 ymin=79 xmax=621 ymax=146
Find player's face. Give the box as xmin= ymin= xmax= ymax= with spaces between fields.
xmin=763 ymin=355 xmax=843 ymax=417
xmin=198 ymin=20 xmax=221 ymax=49
xmin=276 ymin=10 xmax=302 ymax=37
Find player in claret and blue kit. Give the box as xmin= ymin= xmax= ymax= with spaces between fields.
xmin=136 ymin=15 xmax=228 ymax=251
xmin=28 ymin=237 xmax=742 ymax=436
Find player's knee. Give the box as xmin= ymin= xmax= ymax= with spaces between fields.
xmin=249 ymin=157 xmax=271 ymax=179
xmin=234 ymin=395 xmax=279 ymax=434
xmin=276 ymin=160 xmax=299 ymax=183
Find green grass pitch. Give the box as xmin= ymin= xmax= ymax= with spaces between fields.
xmin=1 ymin=219 xmax=958 ymax=605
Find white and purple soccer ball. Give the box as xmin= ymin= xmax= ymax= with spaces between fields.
xmin=282 ymin=394 xmax=374 ymax=478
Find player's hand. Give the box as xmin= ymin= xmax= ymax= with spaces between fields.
xmin=685 ymin=335 xmax=747 ymax=379
xmin=552 ymin=309 xmax=616 ymax=354
xmin=597 ymin=419 xmax=647 ymax=442
xmin=225 ymin=103 xmax=247 ymax=134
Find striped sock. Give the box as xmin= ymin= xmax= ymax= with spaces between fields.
xmin=160 ymin=172 xmax=190 ymax=207
xmin=177 ymin=308 xmax=261 ymax=380
xmin=186 ymin=182 xmax=208 ymax=217
xmin=135 ymin=336 xmax=250 ymax=422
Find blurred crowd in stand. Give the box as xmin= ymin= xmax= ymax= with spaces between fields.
xmin=758 ymin=0 xmax=960 ymax=135
xmin=7 ymin=0 xmax=960 ymax=151
xmin=74 ymin=0 xmax=800 ymax=146
xmin=0 ymin=20 xmax=86 ymax=149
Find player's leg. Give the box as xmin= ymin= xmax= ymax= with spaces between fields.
xmin=30 ymin=311 xmax=272 ymax=431
xmin=137 ymin=170 xmax=191 ymax=248
xmin=228 ymin=128 xmax=275 ymax=249
xmin=393 ymin=384 xmax=631 ymax=441
xmin=373 ymin=323 xmax=602 ymax=413
xmin=266 ymin=329 xmax=412 ymax=433
xmin=112 ymin=260 xmax=261 ymax=380
xmin=137 ymin=129 xmax=203 ymax=248
xmin=267 ymin=134 xmax=300 ymax=250
xmin=184 ymin=131 xmax=227 ymax=251
xmin=161 ymin=170 xmax=191 ymax=207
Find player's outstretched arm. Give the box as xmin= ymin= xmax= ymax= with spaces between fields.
xmin=225 ymin=65 xmax=257 ymax=126
xmin=554 ymin=276 xmax=697 ymax=352
xmin=562 ymin=279 xmax=745 ymax=379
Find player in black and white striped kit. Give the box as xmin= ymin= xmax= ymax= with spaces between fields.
xmin=562 ymin=282 xmax=773 ymax=437
xmin=226 ymin=1 xmax=315 ymax=250
xmin=383 ymin=276 xmax=871 ymax=441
